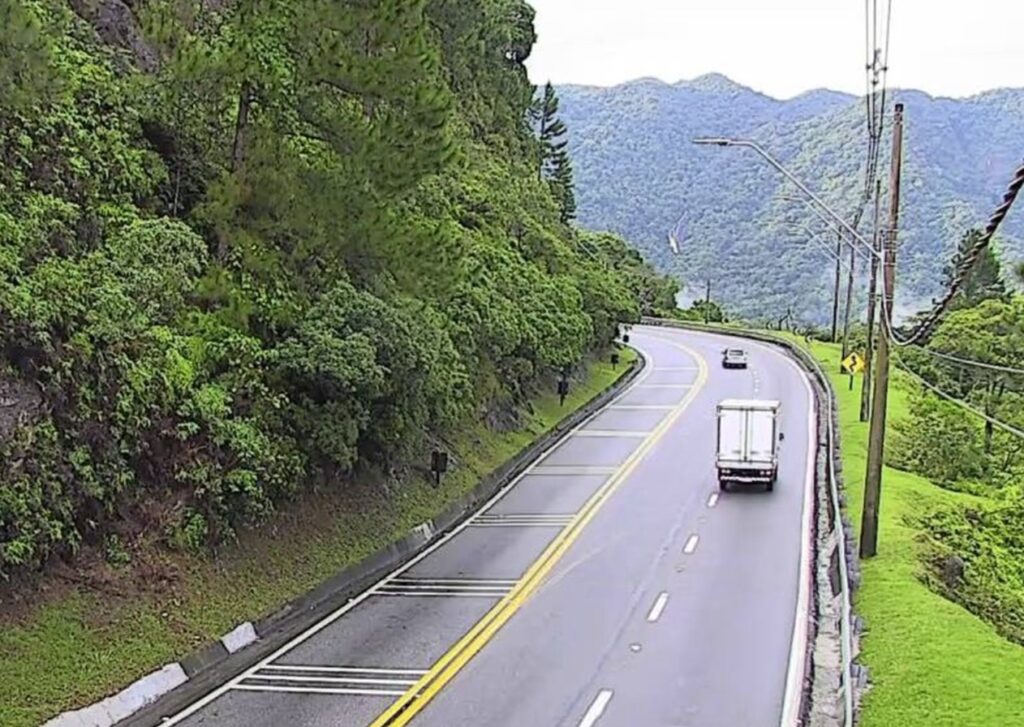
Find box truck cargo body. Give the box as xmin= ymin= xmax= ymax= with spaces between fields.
xmin=716 ymin=399 xmax=782 ymax=491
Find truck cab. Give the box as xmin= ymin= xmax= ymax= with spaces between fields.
xmin=716 ymin=399 xmax=782 ymax=492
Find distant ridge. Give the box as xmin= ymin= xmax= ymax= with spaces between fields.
xmin=556 ymin=73 xmax=1024 ymax=323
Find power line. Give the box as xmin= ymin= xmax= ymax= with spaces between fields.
xmin=893 ymin=348 xmax=1024 ymax=440
xmin=879 ymin=158 xmax=1024 ymax=346
xmin=912 ymin=347 xmax=1024 ymax=376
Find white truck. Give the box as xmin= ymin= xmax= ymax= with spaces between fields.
xmin=716 ymin=399 xmax=783 ymax=492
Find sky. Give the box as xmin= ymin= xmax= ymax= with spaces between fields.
xmin=526 ymin=0 xmax=1023 ymax=99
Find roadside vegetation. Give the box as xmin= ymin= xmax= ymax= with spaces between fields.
xmin=0 ymin=1 xmax=673 ymax=722
xmin=753 ymin=233 xmax=1024 ymax=725
xmin=1 ymin=350 xmax=634 ymax=727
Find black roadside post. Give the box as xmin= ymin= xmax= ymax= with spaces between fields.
xmin=611 ymin=352 xmax=620 ymax=369
xmin=430 ymin=449 xmax=448 ymax=487
xmin=558 ymin=366 xmax=570 ymax=406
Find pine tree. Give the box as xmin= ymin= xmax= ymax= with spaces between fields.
xmin=941 ymin=229 xmax=1008 ymax=310
xmin=550 ymin=148 xmax=577 ymax=224
xmin=533 ymin=82 xmax=567 ymax=178
xmin=532 ymin=82 xmax=575 ymax=223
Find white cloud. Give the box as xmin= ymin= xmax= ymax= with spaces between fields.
xmin=526 ymin=0 xmax=1023 ymax=98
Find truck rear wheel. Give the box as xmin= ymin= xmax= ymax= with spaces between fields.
xmin=719 ymin=478 xmax=728 ymax=492
xmin=766 ymin=476 xmax=776 ymax=492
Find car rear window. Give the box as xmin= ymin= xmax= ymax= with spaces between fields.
xmin=728 ymin=349 xmax=744 ymax=355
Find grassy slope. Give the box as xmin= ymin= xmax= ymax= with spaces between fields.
xmin=797 ymin=338 xmax=1024 ymax=727
xmin=0 ymin=349 xmax=636 ymax=727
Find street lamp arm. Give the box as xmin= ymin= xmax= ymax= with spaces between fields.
xmin=693 ymin=137 xmax=879 ymax=258
xmin=777 ymin=196 xmax=873 ymax=264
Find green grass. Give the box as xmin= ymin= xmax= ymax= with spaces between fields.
xmin=795 ymin=337 xmax=1024 ymax=727
xmin=0 ymin=348 xmax=635 ymax=727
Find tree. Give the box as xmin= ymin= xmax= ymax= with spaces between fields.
xmin=929 ymin=298 xmax=1024 ymax=456
xmin=940 ymin=229 xmax=1009 ymax=311
xmin=533 ymin=82 xmax=566 ymax=176
xmin=532 ymin=82 xmax=575 ymax=223
xmin=0 ymin=0 xmax=58 ymax=109
xmin=549 ymin=148 xmax=577 ymax=224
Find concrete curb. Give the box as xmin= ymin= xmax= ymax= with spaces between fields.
xmin=48 ymin=349 xmax=643 ymax=727
xmin=42 ymin=664 xmax=188 ymax=727
xmin=640 ymin=318 xmax=861 ymax=727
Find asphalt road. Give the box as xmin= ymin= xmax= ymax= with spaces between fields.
xmin=161 ymin=325 xmax=816 ymax=727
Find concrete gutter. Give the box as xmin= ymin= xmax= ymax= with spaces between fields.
xmin=39 ymin=350 xmax=644 ymax=727
xmin=640 ymin=317 xmax=863 ymax=727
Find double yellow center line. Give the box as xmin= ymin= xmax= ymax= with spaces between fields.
xmin=369 ymin=340 xmax=708 ymax=727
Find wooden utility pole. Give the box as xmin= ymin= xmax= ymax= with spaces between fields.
xmin=860 ymin=179 xmax=882 ymax=422
xmin=830 ymin=233 xmax=842 ymax=342
xmin=840 ymin=234 xmax=857 ymax=361
xmin=704 ymin=279 xmax=712 ymax=324
xmin=861 ymin=102 xmax=903 ymax=559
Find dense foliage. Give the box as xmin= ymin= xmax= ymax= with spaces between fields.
xmin=880 ymin=237 xmax=1024 ymax=644
xmin=920 ymin=488 xmax=1024 ymax=646
xmin=0 ymin=0 xmax=674 ymax=575
xmin=555 ymin=75 xmax=1024 ymax=323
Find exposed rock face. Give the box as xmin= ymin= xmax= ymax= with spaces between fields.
xmin=67 ymin=0 xmax=159 ymax=71
xmin=0 ymin=376 xmax=43 ymax=441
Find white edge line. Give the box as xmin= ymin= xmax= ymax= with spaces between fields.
xmin=231 ymin=684 xmax=406 ymax=697
xmin=159 ymin=346 xmax=663 ymax=725
xmin=579 ymin=689 xmax=614 ymax=727
xmin=651 ymin=327 xmax=814 ymax=727
xmin=683 ymin=534 xmax=699 ymax=554
xmin=646 ymin=592 xmax=670 ymax=623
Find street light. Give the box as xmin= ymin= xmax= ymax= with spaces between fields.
xmin=787 ymin=221 xmax=852 ymax=270
xmin=693 ymin=137 xmax=879 ymax=259
xmin=776 ymin=195 xmax=872 ymax=264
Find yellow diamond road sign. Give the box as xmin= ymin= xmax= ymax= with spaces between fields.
xmin=842 ymin=352 xmax=865 ymax=374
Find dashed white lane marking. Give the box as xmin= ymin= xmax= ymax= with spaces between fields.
xmin=580 ymin=690 xmax=614 ymax=727
xmin=646 ymin=592 xmax=670 ymax=623
xmin=683 ymin=534 xmax=700 ymax=554
xmin=707 ymin=493 xmax=719 ymax=508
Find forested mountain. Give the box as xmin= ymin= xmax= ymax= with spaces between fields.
xmin=557 ymin=74 xmax=1024 ymax=323
xmin=0 ymin=0 xmax=675 ymax=576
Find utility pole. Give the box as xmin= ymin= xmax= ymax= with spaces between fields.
xmin=860 ymin=178 xmax=882 ymax=422
xmin=840 ymin=234 xmax=857 ymax=361
xmin=704 ymin=279 xmax=712 ymax=324
xmin=830 ymin=232 xmax=842 ymax=342
xmin=861 ymin=102 xmax=903 ymax=559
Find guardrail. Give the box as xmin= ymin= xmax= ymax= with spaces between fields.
xmin=639 ymin=317 xmax=857 ymax=727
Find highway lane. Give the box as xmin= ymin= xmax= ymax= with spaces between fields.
xmin=161 ymin=325 xmax=816 ymax=727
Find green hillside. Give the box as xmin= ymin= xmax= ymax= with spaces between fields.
xmin=557 ymin=75 xmax=1024 ymax=323
xmin=0 ymin=0 xmax=675 ymax=581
